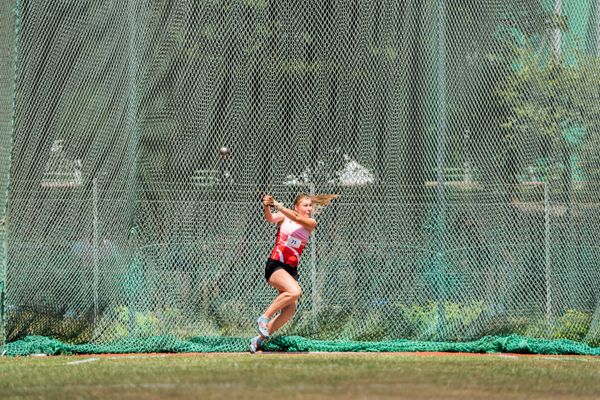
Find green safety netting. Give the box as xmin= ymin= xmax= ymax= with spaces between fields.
xmin=6 ymin=334 xmax=600 ymax=356
xmin=4 ymin=334 xmax=600 ymax=356
xmin=1 ymin=0 xmax=600 ymax=355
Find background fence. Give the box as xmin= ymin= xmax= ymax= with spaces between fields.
xmin=1 ymin=0 xmax=600 ymax=352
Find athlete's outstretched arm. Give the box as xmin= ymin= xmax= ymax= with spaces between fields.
xmin=263 ymin=195 xmax=284 ymax=224
xmin=266 ymin=196 xmax=316 ymax=232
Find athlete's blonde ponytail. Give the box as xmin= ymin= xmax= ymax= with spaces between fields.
xmin=293 ymin=193 xmax=339 ymax=214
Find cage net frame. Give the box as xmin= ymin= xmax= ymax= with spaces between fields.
xmin=1 ymin=0 xmax=600 ymax=355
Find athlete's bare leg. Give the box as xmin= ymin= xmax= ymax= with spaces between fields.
xmin=267 ymin=300 xmax=298 ymax=335
xmin=263 ymin=269 xmax=302 ymax=319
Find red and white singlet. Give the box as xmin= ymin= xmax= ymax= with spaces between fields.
xmin=269 ymin=218 xmax=311 ymax=267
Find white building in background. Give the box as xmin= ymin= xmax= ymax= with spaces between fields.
xmin=41 ymin=139 xmax=83 ymax=188
xmin=284 ymin=154 xmax=374 ymax=187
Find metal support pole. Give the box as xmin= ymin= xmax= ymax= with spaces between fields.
xmin=309 ymin=182 xmax=317 ymax=335
xmin=92 ymin=178 xmax=100 ymax=338
xmin=435 ymin=0 xmax=448 ymax=340
xmin=1 ymin=0 xmax=21 ymax=354
xmin=544 ymin=182 xmax=552 ymax=333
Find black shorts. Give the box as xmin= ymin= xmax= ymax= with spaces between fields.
xmin=265 ymin=259 xmax=299 ymax=282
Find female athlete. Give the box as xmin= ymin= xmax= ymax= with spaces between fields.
xmin=250 ymin=192 xmax=337 ymax=353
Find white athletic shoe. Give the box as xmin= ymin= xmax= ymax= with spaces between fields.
xmin=249 ymin=336 xmax=263 ymax=353
xmin=257 ymin=315 xmax=270 ymax=338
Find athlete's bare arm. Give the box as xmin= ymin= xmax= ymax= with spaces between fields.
xmin=276 ymin=207 xmax=316 ymax=232
xmin=263 ymin=195 xmax=316 ymax=232
xmin=263 ymin=195 xmax=284 ymax=224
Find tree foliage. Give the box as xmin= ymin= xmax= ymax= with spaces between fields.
xmin=495 ymin=42 xmax=600 ymax=189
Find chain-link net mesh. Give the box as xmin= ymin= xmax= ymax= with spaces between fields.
xmin=2 ymin=0 xmax=600 ymax=354
xmin=0 ymin=0 xmax=17 ymax=348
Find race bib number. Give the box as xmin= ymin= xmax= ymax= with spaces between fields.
xmin=285 ymin=236 xmax=302 ymax=249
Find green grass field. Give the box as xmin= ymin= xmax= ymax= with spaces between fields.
xmin=1 ymin=352 xmax=599 ymax=399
